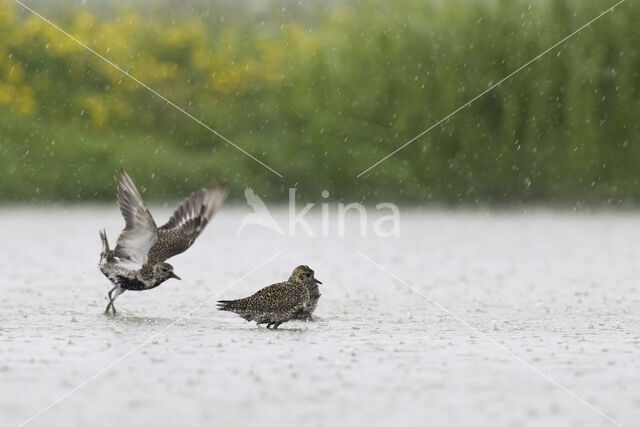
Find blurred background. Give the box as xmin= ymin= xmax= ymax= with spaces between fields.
xmin=0 ymin=0 xmax=638 ymax=205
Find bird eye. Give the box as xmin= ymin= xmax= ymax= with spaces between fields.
xmin=305 ymin=272 xmax=311 ymax=277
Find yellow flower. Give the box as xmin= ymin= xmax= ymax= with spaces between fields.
xmin=0 ymin=0 xmax=16 ymax=27
xmin=286 ymin=23 xmax=317 ymax=56
xmin=257 ymin=38 xmax=288 ymax=85
xmin=83 ymin=96 xmax=109 ymax=127
xmin=0 ymin=82 xmax=12 ymax=104
xmin=5 ymin=60 xmax=24 ymax=82
xmin=74 ymin=11 xmax=96 ymax=33
xmin=15 ymin=84 xmax=38 ymax=115
xmin=165 ymin=19 xmax=204 ymax=48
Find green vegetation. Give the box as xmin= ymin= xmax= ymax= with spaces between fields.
xmin=0 ymin=0 xmax=638 ymax=204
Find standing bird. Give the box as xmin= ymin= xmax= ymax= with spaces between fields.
xmin=99 ymin=169 xmax=228 ymax=315
xmin=217 ymin=265 xmax=322 ymax=329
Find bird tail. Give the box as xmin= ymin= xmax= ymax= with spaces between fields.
xmin=99 ymin=229 xmax=110 ymax=252
xmin=217 ymin=298 xmax=248 ymax=312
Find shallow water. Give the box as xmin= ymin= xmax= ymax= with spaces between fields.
xmin=1 ymin=206 xmax=639 ymax=427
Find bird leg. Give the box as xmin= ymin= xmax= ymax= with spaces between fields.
xmin=105 ymin=286 xmax=117 ymax=315
xmin=105 ymin=287 xmax=124 ymax=316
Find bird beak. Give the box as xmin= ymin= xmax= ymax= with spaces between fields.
xmin=171 ymin=272 xmax=181 ymax=280
xmin=314 ymin=278 xmax=322 ymax=284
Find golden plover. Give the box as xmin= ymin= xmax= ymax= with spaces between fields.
xmin=217 ymin=265 xmax=322 ymax=329
xmin=99 ymin=169 xmax=228 ymax=315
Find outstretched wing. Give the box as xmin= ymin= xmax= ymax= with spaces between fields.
xmin=113 ymin=169 xmax=158 ymax=264
xmin=149 ymin=183 xmax=229 ymax=261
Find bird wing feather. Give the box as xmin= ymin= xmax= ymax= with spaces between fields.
xmin=153 ymin=182 xmax=229 ymax=261
xmin=113 ymin=169 xmax=158 ymax=264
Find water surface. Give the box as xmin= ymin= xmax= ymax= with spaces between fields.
xmin=1 ymin=207 xmax=638 ymax=426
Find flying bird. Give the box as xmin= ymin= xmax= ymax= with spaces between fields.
xmin=217 ymin=265 xmax=322 ymax=329
xmin=99 ymin=169 xmax=228 ymax=315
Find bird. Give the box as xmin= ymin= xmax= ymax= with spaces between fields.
xmin=217 ymin=265 xmax=322 ymax=329
xmin=99 ymin=168 xmax=228 ymax=315
xmin=236 ymin=187 xmax=284 ymax=235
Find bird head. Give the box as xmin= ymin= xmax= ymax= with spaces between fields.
xmin=290 ymin=265 xmax=322 ymax=285
xmin=154 ymin=262 xmax=181 ymax=283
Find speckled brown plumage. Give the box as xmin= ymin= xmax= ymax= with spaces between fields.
xmin=292 ymin=279 xmax=321 ymax=320
xmin=148 ymin=184 xmax=229 ymax=262
xmin=217 ymin=265 xmax=322 ymax=329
